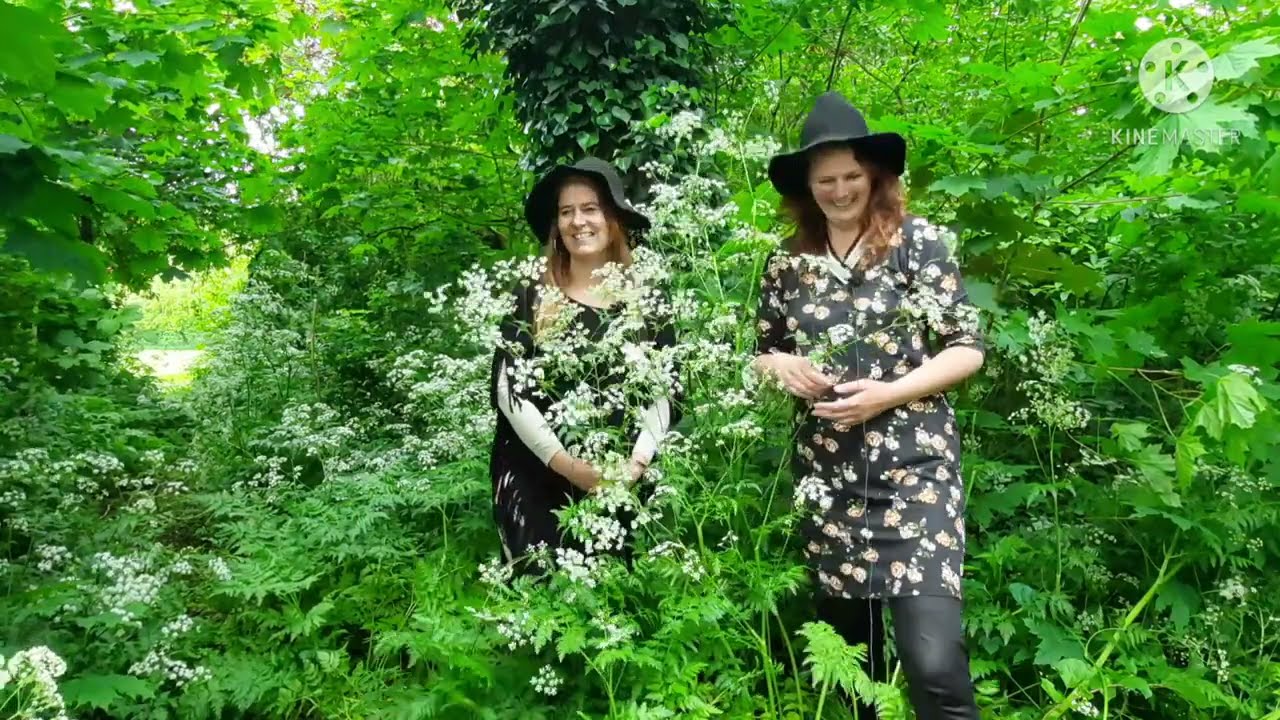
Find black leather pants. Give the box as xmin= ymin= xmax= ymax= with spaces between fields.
xmin=816 ymin=594 xmax=981 ymax=720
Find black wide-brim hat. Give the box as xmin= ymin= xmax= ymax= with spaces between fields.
xmin=768 ymin=92 xmax=906 ymax=198
xmin=523 ymin=157 xmax=651 ymax=243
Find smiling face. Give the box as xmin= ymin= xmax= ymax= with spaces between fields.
xmin=806 ymin=145 xmax=872 ymax=229
xmin=556 ymin=179 xmax=611 ymax=261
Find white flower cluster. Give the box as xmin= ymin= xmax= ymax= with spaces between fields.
xmin=1071 ymin=695 xmax=1100 ymax=718
xmin=76 ymin=450 xmax=126 ymax=477
xmin=237 ymin=455 xmax=301 ymax=493
xmin=554 ymin=547 xmax=605 ymax=588
xmin=0 ymin=355 xmax=19 ymax=385
xmin=471 ymin=608 xmax=547 ymax=652
xmin=646 ymin=541 xmax=706 ymax=581
xmin=128 ymin=647 xmax=211 ymax=687
xmin=35 ymin=545 xmax=73 ymax=573
xmin=591 ymin=613 xmax=635 ymax=650
xmin=545 ymin=381 xmax=611 ymax=431
xmin=1009 ymin=313 xmax=1090 ymax=430
xmin=1217 ymin=576 xmax=1253 ymax=604
xmin=718 ymin=418 xmax=764 ymax=441
xmin=652 ymin=109 xmax=703 ymax=143
xmin=270 ymin=402 xmax=359 ymax=458
xmin=530 ymin=664 xmax=563 ymax=696
xmin=478 ymin=557 xmax=513 ymax=588
xmin=1 ymin=487 xmax=25 ymax=509
xmin=426 ymin=255 xmax=545 ymax=348
xmin=89 ymin=551 xmax=166 ymax=623
xmin=161 ymin=614 xmax=196 ymax=638
xmin=795 ymin=475 xmax=834 ymax=512
xmin=1 ymin=646 xmax=70 ymax=720
xmin=643 ymin=173 xmax=737 ymax=252
xmin=1 ymin=450 xmax=77 ymax=500
xmin=207 ymin=556 xmax=233 ymax=582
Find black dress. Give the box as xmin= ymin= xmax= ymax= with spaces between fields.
xmin=755 ymin=216 xmax=986 ymax=599
xmin=488 ymin=281 xmax=677 ymax=565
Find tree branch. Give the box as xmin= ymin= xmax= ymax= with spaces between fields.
xmin=825 ymin=1 xmax=859 ymax=90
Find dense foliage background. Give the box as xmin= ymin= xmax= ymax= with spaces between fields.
xmin=2 ymin=0 xmax=1278 ymax=718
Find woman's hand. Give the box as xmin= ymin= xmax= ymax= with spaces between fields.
xmin=628 ymin=458 xmax=647 ymax=484
xmin=550 ymin=452 xmax=602 ymax=492
xmin=811 ymin=379 xmax=905 ymax=424
xmin=756 ymin=353 xmax=836 ymax=400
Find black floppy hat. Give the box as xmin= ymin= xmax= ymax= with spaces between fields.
xmin=523 ymin=157 xmax=651 ymax=243
xmin=767 ymin=92 xmax=906 ymax=198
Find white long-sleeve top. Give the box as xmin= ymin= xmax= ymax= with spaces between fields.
xmin=494 ymin=358 xmax=671 ymax=466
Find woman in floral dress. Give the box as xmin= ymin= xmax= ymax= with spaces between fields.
xmin=489 ymin=157 xmax=676 ymax=571
xmin=754 ymin=93 xmax=986 ymax=720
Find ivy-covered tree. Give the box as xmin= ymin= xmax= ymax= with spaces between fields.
xmin=454 ymin=0 xmax=732 ymax=184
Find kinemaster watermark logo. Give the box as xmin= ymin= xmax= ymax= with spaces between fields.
xmin=1111 ymin=37 xmax=1241 ymax=147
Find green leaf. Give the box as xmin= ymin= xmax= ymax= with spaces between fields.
xmin=557 ymin=625 xmax=587 ymax=656
xmin=1174 ymin=98 xmax=1259 ymax=144
xmin=1132 ymin=137 xmax=1179 ymax=175
xmin=1133 ymin=444 xmax=1179 ymax=506
xmin=246 ymin=205 xmax=283 ymax=231
xmin=1111 ymin=421 xmax=1149 ymax=452
xmin=1122 ymin=327 xmax=1166 ymax=358
xmin=1009 ymin=582 xmax=1037 ymax=607
xmin=1238 ymin=192 xmax=1280 ymax=216
xmin=964 ymin=280 xmax=999 ymax=314
xmin=1175 ymin=429 xmax=1205 ymax=488
xmin=1116 ymin=673 xmax=1153 ymax=698
xmin=0 ymin=134 xmax=32 ymax=154
xmin=1030 ymin=621 xmax=1084 ymax=666
xmin=0 ymin=3 xmax=59 ymax=88
xmin=97 ymin=317 xmax=121 ymax=335
xmin=50 ymin=73 xmax=113 ymax=118
xmin=1163 ymin=194 xmax=1221 ymax=211
xmin=908 ymin=11 xmax=950 ymax=43
xmin=61 ymin=674 xmax=154 ymax=710
xmin=1 ymin=226 xmax=108 ymax=286
xmin=131 ymin=228 xmax=168 ymax=253
xmin=115 ymin=50 xmax=162 ymax=67
xmin=169 ymin=19 xmax=216 ymax=33
xmin=1195 ymin=371 xmax=1267 ymax=439
xmin=1054 ymin=658 xmax=1095 ymax=689
xmin=1156 ymin=669 xmax=1224 ymax=708
xmin=929 ymin=176 xmax=986 ymax=197
xmin=1155 ymin=580 xmax=1200 ymax=631
xmin=1211 ymin=37 xmax=1280 ymax=81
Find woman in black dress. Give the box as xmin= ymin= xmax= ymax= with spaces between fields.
xmin=489 ymin=157 xmax=675 ymax=570
xmin=754 ymin=93 xmax=986 ymax=719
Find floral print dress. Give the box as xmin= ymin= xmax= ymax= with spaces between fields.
xmin=756 ymin=215 xmax=985 ymax=599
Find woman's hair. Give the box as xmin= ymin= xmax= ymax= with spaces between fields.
xmin=780 ymin=145 xmax=905 ymax=268
xmin=542 ymin=174 xmax=634 ymax=288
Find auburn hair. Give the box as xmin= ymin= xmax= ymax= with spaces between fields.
xmin=780 ymin=145 xmax=905 ymax=268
